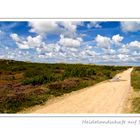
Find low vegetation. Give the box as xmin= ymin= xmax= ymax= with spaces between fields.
xmin=0 ymin=59 xmax=129 ymax=113
xmin=131 ymin=67 xmax=140 ymax=113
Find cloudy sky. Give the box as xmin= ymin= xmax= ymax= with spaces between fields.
xmin=0 ymin=21 xmax=140 ymax=65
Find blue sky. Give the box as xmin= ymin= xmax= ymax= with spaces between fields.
xmin=0 ymin=21 xmax=140 ymax=65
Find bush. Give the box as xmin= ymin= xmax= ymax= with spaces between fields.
xmin=131 ymin=67 xmax=140 ymax=90
xmin=0 ymin=92 xmax=49 ymax=113
xmin=132 ymin=97 xmax=140 ymax=113
xmin=23 ymin=74 xmax=58 ymax=85
xmin=131 ymin=67 xmax=140 ymax=113
xmin=48 ymin=78 xmax=80 ymax=90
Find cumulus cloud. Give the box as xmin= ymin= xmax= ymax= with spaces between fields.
xmin=116 ymin=40 xmax=140 ymax=62
xmin=128 ymin=40 xmax=140 ymax=48
xmin=95 ymin=34 xmax=124 ymax=53
xmin=59 ymin=35 xmax=82 ymax=47
xmin=8 ymin=22 xmax=140 ymax=65
xmin=10 ymin=33 xmax=30 ymax=49
xmin=87 ymin=22 xmax=102 ymax=28
xmin=10 ymin=22 xmax=85 ymax=62
xmin=84 ymin=49 xmax=97 ymax=56
xmin=36 ymin=43 xmax=61 ymax=54
xmin=29 ymin=21 xmax=59 ymax=35
xmin=29 ymin=21 xmax=82 ymax=37
xmin=105 ymin=48 xmax=116 ymax=55
xmin=59 ymin=22 xmax=79 ymax=37
xmin=10 ymin=33 xmax=21 ymax=42
xmin=112 ymin=34 xmax=123 ymax=44
xmin=26 ymin=35 xmax=43 ymax=48
xmin=0 ymin=45 xmax=32 ymax=62
xmin=68 ymin=47 xmax=78 ymax=52
xmin=118 ymin=45 xmax=129 ymax=54
xmin=95 ymin=35 xmax=112 ymax=49
xmin=10 ymin=33 xmax=43 ymax=49
xmin=121 ymin=22 xmax=140 ymax=32
xmin=93 ymin=34 xmax=132 ymax=62
xmin=118 ymin=40 xmax=140 ymax=55
xmin=117 ymin=54 xmax=129 ymax=61
xmin=16 ymin=43 xmax=30 ymax=49
xmin=10 ymin=33 xmax=75 ymax=60
xmin=132 ymin=51 xmax=140 ymax=56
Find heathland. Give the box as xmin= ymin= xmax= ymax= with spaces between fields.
xmin=0 ymin=59 xmax=129 ymax=113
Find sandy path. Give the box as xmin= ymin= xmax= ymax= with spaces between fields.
xmin=24 ymin=68 xmax=133 ymax=114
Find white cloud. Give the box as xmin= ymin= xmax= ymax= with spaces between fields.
xmin=29 ymin=21 xmax=82 ymax=37
xmin=16 ymin=43 xmax=30 ymax=49
xmin=10 ymin=22 xmax=85 ymax=61
xmin=121 ymin=22 xmax=140 ymax=32
xmin=118 ymin=45 xmax=129 ymax=54
xmin=26 ymin=35 xmax=42 ymax=48
xmin=59 ymin=35 xmax=82 ymax=47
xmin=10 ymin=33 xmax=30 ymax=49
xmin=95 ymin=34 xmax=124 ymax=49
xmin=132 ymin=51 xmax=140 ymax=56
xmin=11 ymin=33 xmax=43 ymax=49
xmin=0 ymin=46 xmax=33 ymax=61
xmin=60 ymin=21 xmax=83 ymax=37
xmin=106 ymin=49 xmax=116 ymax=55
xmin=93 ymin=34 xmax=137 ymax=63
xmin=95 ymin=35 xmax=112 ymax=49
xmin=29 ymin=21 xmax=59 ymax=35
xmin=112 ymin=34 xmax=123 ymax=44
xmin=117 ymin=54 xmax=129 ymax=61
xmin=68 ymin=47 xmax=78 ymax=52
xmin=102 ymin=55 xmax=117 ymax=61
xmin=59 ymin=22 xmax=78 ymax=37
xmin=37 ymin=43 xmax=61 ymax=53
xmin=10 ymin=33 xmax=21 ymax=42
xmin=9 ymin=29 xmax=140 ymax=64
xmin=116 ymin=41 xmax=140 ymax=63
xmin=128 ymin=40 xmax=140 ymax=48
xmin=87 ymin=22 xmax=101 ymax=28
xmin=94 ymin=34 xmax=124 ymax=57
xmin=85 ymin=49 xmax=97 ymax=56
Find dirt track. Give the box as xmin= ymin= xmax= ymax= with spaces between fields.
xmin=24 ymin=68 xmax=133 ymax=114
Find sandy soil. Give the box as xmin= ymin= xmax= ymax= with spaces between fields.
xmin=23 ymin=68 xmax=133 ymax=114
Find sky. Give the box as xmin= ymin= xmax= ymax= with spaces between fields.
xmin=0 ymin=21 xmax=140 ymax=66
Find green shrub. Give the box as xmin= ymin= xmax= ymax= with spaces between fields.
xmin=22 ymin=73 xmax=60 ymax=85
xmin=132 ymin=97 xmax=140 ymax=113
xmin=0 ymin=93 xmax=49 ymax=113
xmin=131 ymin=67 xmax=140 ymax=91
